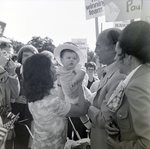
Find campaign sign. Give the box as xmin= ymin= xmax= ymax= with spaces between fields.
xmin=72 ymin=38 xmax=88 ymax=63
xmin=141 ymin=0 xmax=150 ymax=23
xmin=104 ymin=0 xmax=143 ymax=22
xmin=113 ymin=20 xmax=130 ymax=30
xmin=85 ymin=0 xmax=105 ymax=20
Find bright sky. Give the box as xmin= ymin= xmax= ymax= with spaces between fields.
xmin=0 ymin=0 xmax=113 ymax=51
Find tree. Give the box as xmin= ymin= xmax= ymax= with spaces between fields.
xmin=27 ymin=36 xmax=56 ymax=53
xmin=10 ymin=39 xmax=24 ymax=54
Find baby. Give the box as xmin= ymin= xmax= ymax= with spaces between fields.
xmin=54 ymin=43 xmax=92 ymax=129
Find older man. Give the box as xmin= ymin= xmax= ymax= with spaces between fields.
xmin=88 ymin=28 xmax=125 ymax=149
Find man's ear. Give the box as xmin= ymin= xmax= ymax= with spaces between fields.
xmin=126 ymin=55 xmax=132 ymax=65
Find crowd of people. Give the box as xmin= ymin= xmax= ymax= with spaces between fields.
xmin=0 ymin=20 xmax=150 ymax=149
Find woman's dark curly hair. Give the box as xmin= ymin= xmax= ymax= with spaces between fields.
xmin=23 ymin=53 xmax=54 ymax=103
xmin=118 ymin=21 xmax=150 ymax=63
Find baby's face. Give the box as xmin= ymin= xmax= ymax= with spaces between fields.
xmin=61 ymin=51 xmax=78 ymax=70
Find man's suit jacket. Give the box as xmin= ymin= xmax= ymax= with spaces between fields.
xmin=114 ymin=64 xmax=150 ymax=149
xmin=88 ymin=62 xmax=125 ymax=149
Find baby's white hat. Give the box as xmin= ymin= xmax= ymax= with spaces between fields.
xmin=54 ymin=43 xmax=86 ymax=66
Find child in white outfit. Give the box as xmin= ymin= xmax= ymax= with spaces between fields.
xmin=54 ymin=43 xmax=92 ymax=129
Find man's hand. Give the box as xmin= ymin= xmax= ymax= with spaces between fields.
xmin=4 ymin=59 xmax=16 ymax=76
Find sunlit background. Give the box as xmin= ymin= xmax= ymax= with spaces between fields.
xmin=0 ymin=0 xmax=113 ymax=51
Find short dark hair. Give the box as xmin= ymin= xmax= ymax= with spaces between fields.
xmin=17 ymin=45 xmax=38 ymax=64
xmin=118 ymin=21 xmax=150 ymax=63
xmin=86 ymin=61 xmax=97 ymax=70
xmin=23 ymin=53 xmax=54 ymax=102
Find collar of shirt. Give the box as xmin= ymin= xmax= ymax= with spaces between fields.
xmin=20 ymin=65 xmax=23 ymax=74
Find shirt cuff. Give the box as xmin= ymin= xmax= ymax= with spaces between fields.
xmin=88 ymin=105 xmax=99 ymax=122
xmin=9 ymin=74 xmax=17 ymax=78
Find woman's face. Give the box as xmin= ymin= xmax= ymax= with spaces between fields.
xmin=87 ymin=67 xmax=95 ymax=76
xmin=115 ymin=42 xmax=131 ymax=74
xmin=22 ymin=51 xmax=35 ymax=64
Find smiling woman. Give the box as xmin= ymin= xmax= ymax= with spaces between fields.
xmin=105 ymin=20 xmax=150 ymax=149
xmin=22 ymin=53 xmax=89 ymax=149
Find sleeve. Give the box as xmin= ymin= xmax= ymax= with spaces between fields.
xmin=8 ymin=74 xmax=20 ymax=98
xmin=54 ymin=96 xmax=71 ymax=116
xmin=90 ymin=80 xmax=100 ymax=93
xmin=74 ymin=64 xmax=86 ymax=73
xmin=83 ymin=86 xmax=96 ymax=104
xmin=82 ymin=73 xmax=89 ymax=87
xmin=88 ymin=71 xmax=125 ymax=128
xmin=115 ymin=75 xmax=150 ymax=149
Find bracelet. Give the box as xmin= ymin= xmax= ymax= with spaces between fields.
xmin=83 ymin=119 xmax=90 ymax=124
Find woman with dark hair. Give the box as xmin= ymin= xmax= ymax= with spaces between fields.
xmin=105 ymin=21 xmax=150 ymax=149
xmin=23 ymin=53 xmax=89 ymax=149
xmin=11 ymin=45 xmax=38 ymax=149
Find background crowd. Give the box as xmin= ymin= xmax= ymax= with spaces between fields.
xmin=0 ymin=20 xmax=150 ymax=149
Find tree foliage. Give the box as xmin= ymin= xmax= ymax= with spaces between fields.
xmin=10 ymin=39 xmax=24 ymax=54
xmin=27 ymin=36 xmax=56 ymax=53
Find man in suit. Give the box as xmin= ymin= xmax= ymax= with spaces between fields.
xmin=88 ymin=28 xmax=125 ymax=149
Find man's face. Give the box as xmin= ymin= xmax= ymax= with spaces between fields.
xmin=95 ymin=31 xmax=115 ymax=65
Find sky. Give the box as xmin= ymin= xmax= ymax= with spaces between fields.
xmin=0 ymin=0 xmax=113 ymax=51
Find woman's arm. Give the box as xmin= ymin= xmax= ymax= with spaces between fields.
xmin=71 ymin=69 xmax=85 ymax=87
xmin=67 ymin=82 xmax=90 ymax=117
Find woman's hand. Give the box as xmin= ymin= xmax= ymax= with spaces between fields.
xmin=107 ymin=136 xmax=119 ymax=149
xmin=105 ymin=121 xmax=120 ymax=149
xmin=105 ymin=121 xmax=119 ymax=136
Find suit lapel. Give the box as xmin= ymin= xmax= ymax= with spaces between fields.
xmin=93 ymin=63 xmax=118 ymax=107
